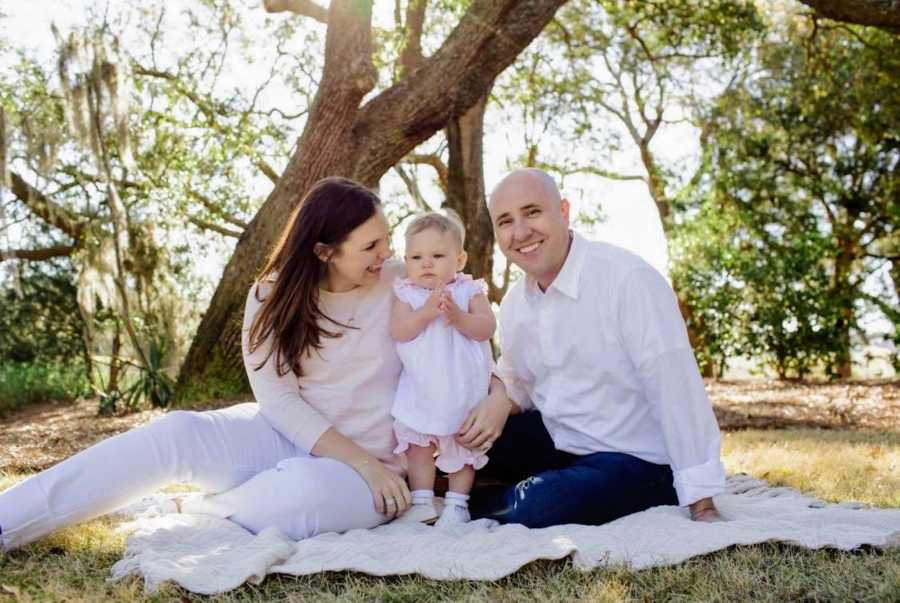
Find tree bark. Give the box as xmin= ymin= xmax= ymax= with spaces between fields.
xmin=175 ymin=0 xmax=567 ymax=400
xmin=832 ymin=232 xmax=856 ymax=379
xmin=798 ymin=1 xmax=900 ymax=32
xmin=443 ymin=92 xmax=499 ymax=302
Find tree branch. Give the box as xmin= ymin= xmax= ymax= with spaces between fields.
xmin=256 ymin=159 xmax=280 ymax=185
xmin=398 ymin=0 xmax=428 ymax=77
xmin=798 ymin=1 xmax=900 ymax=32
xmin=262 ymin=0 xmax=329 ymax=24
xmin=393 ymin=164 xmax=434 ymax=211
xmin=9 ymin=171 xmax=86 ymax=239
xmin=404 ymin=153 xmax=449 ymax=193
xmin=0 ymin=244 xmax=75 ymax=263
xmin=189 ymin=189 xmax=249 ymax=228
xmin=188 ymin=216 xmax=243 ymax=238
xmin=353 ymin=0 xmax=567 ymax=183
xmin=535 ymin=160 xmax=646 ymax=182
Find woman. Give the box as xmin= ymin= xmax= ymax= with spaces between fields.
xmin=0 ymin=177 xmax=512 ymax=549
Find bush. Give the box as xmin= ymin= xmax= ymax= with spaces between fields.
xmin=0 ymin=360 xmax=92 ymax=414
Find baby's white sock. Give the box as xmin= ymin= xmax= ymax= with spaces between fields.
xmin=436 ymin=491 xmax=470 ymax=526
xmin=411 ymin=489 xmax=434 ymax=505
xmin=394 ymin=489 xmax=438 ymax=523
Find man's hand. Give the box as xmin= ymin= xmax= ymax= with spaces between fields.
xmin=689 ymin=497 xmax=723 ymax=522
xmin=456 ymin=388 xmax=513 ymax=451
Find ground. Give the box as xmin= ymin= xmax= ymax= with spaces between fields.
xmin=0 ymin=379 xmax=898 ymax=601
xmin=2 ymin=379 xmax=896 ymax=474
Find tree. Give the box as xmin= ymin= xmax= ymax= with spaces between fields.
xmin=798 ymin=1 xmax=900 ymax=32
xmin=176 ymin=0 xmax=568 ymax=399
xmin=1 ymin=1 xmax=315 ymax=407
xmin=489 ymin=0 xmax=762 ymax=374
xmin=681 ymin=14 xmax=899 ymax=378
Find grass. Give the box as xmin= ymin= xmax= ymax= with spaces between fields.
xmin=722 ymin=429 xmax=900 ymax=508
xmin=1 ymin=428 xmax=898 ymax=602
xmin=0 ymin=360 xmax=91 ymax=415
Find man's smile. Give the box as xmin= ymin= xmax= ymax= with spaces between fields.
xmin=515 ymin=240 xmax=544 ymax=255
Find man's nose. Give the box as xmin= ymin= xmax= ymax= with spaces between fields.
xmin=511 ymin=220 xmax=531 ymax=242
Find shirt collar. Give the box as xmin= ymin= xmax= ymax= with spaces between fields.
xmin=524 ymin=231 xmax=586 ymax=301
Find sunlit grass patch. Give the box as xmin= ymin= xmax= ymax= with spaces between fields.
xmin=721 ymin=429 xmax=900 ymax=507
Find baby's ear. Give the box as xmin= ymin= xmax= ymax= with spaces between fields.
xmin=457 ymin=249 xmax=468 ymax=271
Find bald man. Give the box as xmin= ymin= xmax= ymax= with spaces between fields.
xmin=468 ymin=168 xmax=725 ymax=526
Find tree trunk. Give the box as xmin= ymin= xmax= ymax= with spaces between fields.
xmin=798 ymin=1 xmax=900 ymax=32
xmin=637 ymin=142 xmax=714 ymax=377
xmin=832 ymin=233 xmax=856 ymax=379
xmin=443 ymin=92 xmax=500 ymax=302
xmin=107 ymin=319 xmax=122 ymax=395
xmin=175 ymin=0 xmax=567 ymax=401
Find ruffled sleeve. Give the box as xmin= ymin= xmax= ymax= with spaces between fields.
xmin=392 ymin=276 xmax=416 ymax=305
xmin=453 ymin=274 xmax=487 ymax=305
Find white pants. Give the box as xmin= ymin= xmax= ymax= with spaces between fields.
xmin=0 ymin=403 xmax=389 ymax=549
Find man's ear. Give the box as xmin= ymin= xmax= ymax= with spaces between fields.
xmin=560 ymin=198 xmax=571 ymax=224
xmin=313 ymin=242 xmax=332 ymax=262
xmin=457 ymin=249 xmax=468 ymax=271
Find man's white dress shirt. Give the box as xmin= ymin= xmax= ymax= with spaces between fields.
xmin=497 ymin=233 xmax=726 ymax=505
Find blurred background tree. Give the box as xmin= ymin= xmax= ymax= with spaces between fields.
xmin=672 ymin=14 xmax=899 ymax=379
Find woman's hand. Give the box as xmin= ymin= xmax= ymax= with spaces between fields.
xmin=455 ymin=387 xmax=513 ymax=451
xmin=311 ymin=429 xmax=411 ymax=518
xmin=353 ymin=457 xmax=412 ymax=517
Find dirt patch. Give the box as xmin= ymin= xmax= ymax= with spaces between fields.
xmin=0 ymin=380 xmax=896 ymax=474
xmin=0 ymin=397 xmax=234 ymax=474
xmin=708 ymin=379 xmax=899 ymax=432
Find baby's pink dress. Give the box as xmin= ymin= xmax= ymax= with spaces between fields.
xmin=391 ymin=274 xmax=493 ymax=473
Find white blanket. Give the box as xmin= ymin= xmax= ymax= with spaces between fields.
xmin=109 ymin=474 xmax=900 ymax=595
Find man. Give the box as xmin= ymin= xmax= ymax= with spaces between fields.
xmin=468 ymin=168 xmax=724 ymax=526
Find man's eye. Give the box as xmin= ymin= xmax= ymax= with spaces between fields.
xmin=526 ymin=209 xmax=541 ymax=217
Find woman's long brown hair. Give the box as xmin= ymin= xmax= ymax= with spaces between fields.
xmin=247 ymin=177 xmax=381 ymax=378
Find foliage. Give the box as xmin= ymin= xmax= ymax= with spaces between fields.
xmin=0 ymin=360 xmax=91 ymax=414
xmin=1 ymin=1 xmax=321 ymax=407
xmin=676 ymin=13 xmax=900 ymax=378
xmin=0 ymin=258 xmax=86 ymax=363
xmin=672 ymin=203 xmax=844 ymax=378
xmin=97 ymin=337 xmax=174 ymax=415
xmin=492 ymin=0 xmax=763 ymax=206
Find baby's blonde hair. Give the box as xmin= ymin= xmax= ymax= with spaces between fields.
xmin=404 ymin=210 xmax=466 ymax=250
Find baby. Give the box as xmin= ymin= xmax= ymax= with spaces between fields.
xmin=390 ymin=211 xmax=496 ymax=526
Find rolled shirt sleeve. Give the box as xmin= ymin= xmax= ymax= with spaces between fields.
xmin=618 ymin=267 xmax=726 ymax=505
xmin=242 ymin=283 xmax=333 ymax=452
xmin=494 ymin=353 xmax=534 ymax=412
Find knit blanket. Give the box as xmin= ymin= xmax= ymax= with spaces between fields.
xmin=109 ymin=474 xmax=900 ymax=595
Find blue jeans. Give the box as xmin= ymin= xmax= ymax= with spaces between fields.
xmin=469 ymin=411 xmax=678 ymax=527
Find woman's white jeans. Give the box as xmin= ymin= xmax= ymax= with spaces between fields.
xmin=0 ymin=403 xmax=389 ymax=549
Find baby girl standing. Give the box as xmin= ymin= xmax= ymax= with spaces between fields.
xmin=389 ymin=212 xmax=496 ymax=526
